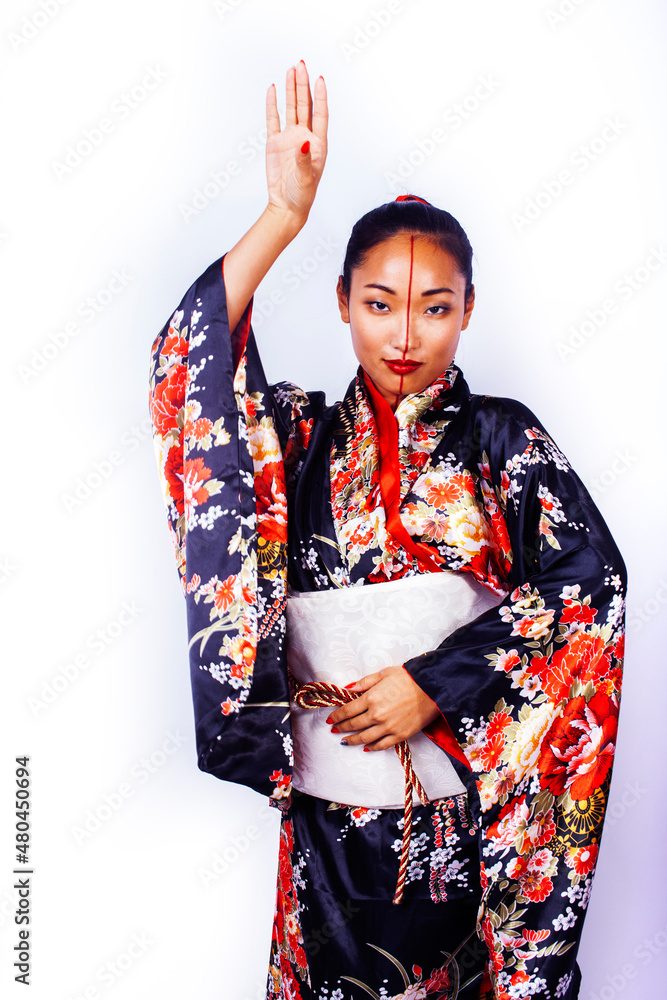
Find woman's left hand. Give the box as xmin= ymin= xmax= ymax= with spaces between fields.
xmin=326 ymin=666 xmax=441 ymax=751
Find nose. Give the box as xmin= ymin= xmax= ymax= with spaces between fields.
xmin=389 ymin=306 xmax=420 ymax=356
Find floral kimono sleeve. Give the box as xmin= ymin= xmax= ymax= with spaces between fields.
xmin=148 ymin=255 xmax=313 ymax=803
xmin=403 ymin=398 xmax=627 ymax=1000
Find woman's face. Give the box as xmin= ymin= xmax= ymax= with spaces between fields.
xmin=337 ymin=233 xmax=474 ymax=410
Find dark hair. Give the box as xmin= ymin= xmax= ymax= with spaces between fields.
xmin=340 ymin=195 xmax=474 ymax=301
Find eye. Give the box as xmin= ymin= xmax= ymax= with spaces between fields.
xmin=425 ymin=304 xmax=451 ymax=315
xmin=365 ymin=300 xmax=390 ymax=312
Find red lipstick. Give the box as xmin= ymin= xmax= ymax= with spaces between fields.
xmin=384 ymin=359 xmax=423 ymax=375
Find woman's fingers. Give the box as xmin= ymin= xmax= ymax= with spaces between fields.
xmin=312 ymin=75 xmax=328 ymax=143
xmin=295 ymin=59 xmax=312 ymax=128
xmin=328 ymin=699 xmax=370 ymax=728
xmin=344 ymin=726 xmax=388 ymax=750
xmin=271 ymin=64 xmax=325 ymax=146
xmin=327 ymin=675 xmax=382 ymax=725
xmin=361 ymin=734 xmax=403 ymax=752
xmin=346 ymin=670 xmax=383 ymax=694
xmin=265 ymin=83 xmax=280 ymax=136
xmin=285 ymin=65 xmax=297 ymax=127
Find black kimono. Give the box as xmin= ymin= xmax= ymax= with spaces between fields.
xmin=149 ymin=255 xmax=626 ymax=1000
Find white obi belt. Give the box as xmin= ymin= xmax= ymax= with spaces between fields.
xmin=287 ymin=571 xmax=503 ymax=809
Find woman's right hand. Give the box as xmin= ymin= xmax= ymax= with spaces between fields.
xmin=222 ymin=63 xmax=328 ymax=332
xmin=265 ymin=62 xmax=328 ymax=226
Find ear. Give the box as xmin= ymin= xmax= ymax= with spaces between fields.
xmin=460 ymin=285 xmax=475 ymax=331
xmin=336 ymin=275 xmax=350 ymax=324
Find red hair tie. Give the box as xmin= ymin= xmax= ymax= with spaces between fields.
xmin=394 ymin=194 xmax=430 ymax=206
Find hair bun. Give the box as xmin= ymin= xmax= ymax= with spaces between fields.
xmin=394 ymin=194 xmax=431 ymax=206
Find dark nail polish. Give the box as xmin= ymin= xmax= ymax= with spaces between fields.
xmin=340 ymin=739 xmax=349 ymax=746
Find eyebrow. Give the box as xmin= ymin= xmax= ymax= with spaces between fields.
xmin=363 ymin=283 xmax=455 ymax=296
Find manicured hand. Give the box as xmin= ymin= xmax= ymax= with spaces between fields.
xmin=265 ymin=61 xmax=328 ymax=225
xmin=327 ymin=666 xmax=441 ymax=751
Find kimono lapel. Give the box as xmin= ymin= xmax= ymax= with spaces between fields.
xmin=330 ymin=364 xmax=469 ymax=582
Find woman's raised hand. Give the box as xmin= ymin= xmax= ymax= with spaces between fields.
xmin=221 ymin=63 xmax=327 ymax=332
xmin=265 ymin=62 xmax=328 ymax=225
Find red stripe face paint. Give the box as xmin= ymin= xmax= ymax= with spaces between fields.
xmin=396 ymin=234 xmax=415 ymax=406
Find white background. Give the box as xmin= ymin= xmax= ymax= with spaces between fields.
xmin=2 ymin=1 xmax=666 ymax=998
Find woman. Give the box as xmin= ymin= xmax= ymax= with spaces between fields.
xmin=149 ymin=63 xmax=626 ymax=1000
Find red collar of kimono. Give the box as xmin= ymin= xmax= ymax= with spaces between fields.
xmin=359 ymin=365 xmax=461 ymax=574
xmin=357 ymin=365 xmax=475 ymax=769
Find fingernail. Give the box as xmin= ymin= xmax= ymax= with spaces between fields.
xmin=331 ymin=726 xmax=339 ymax=734
xmin=300 ymin=59 xmax=305 ymax=65
xmin=325 ymin=716 xmax=333 ymax=725
xmin=340 ymin=739 xmax=349 ymax=746
xmin=300 ymin=140 xmax=310 ymax=154
xmin=344 ymin=681 xmax=356 ymax=689
xmin=363 ymin=746 xmax=370 ymax=752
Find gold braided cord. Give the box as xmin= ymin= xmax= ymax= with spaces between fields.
xmin=293 ymin=680 xmax=429 ymax=905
